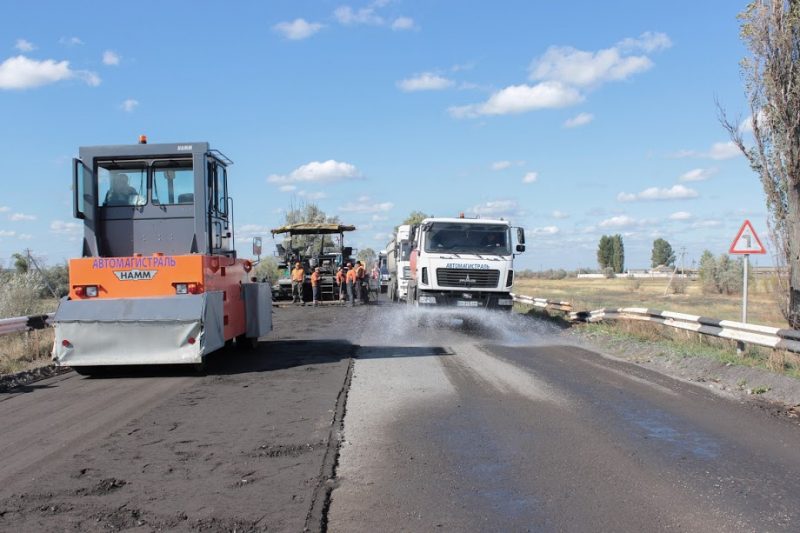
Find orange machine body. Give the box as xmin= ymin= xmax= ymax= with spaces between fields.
xmin=67 ymin=253 xmax=253 ymax=341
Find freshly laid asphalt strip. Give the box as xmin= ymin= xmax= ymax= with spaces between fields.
xmin=0 ymin=304 xmax=362 ymax=532
xmin=328 ymin=306 xmax=800 ymax=532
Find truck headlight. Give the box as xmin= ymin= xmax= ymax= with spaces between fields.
xmin=419 ymin=295 xmax=437 ymax=304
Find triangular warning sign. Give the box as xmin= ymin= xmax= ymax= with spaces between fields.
xmin=729 ymin=220 xmax=766 ymax=254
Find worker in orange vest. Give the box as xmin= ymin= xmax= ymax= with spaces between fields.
xmin=345 ymin=262 xmax=357 ymax=306
xmin=355 ymin=261 xmax=366 ymax=303
xmin=310 ymin=267 xmax=321 ymax=306
xmin=291 ymin=262 xmax=305 ymax=305
xmin=335 ymin=266 xmax=346 ymax=302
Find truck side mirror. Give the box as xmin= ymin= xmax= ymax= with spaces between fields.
xmin=252 ymin=236 xmax=262 ymax=257
xmin=516 ymin=227 xmax=525 ymax=245
xmin=516 ymin=244 xmax=526 ymax=253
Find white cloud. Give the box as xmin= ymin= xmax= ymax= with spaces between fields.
xmin=278 ymin=185 xmax=297 ymax=192
xmin=531 ymin=226 xmax=560 ymax=235
xmin=391 ymin=17 xmax=416 ymax=31
xmin=17 ymin=233 xmax=33 ymax=240
xmin=298 ymin=190 xmax=328 ymax=200
xmin=397 ymin=72 xmax=454 ymax=92
xmin=563 ymin=112 xmax=594 ymax=128
xmin=671 ymin=141 xmax=741 ymax=160
xmin=522 ymin=171 xmax=538 ymax=183
xmin=0 ymin=229 xmax=15 ymax=237
xmin=0 ymin=55 xmax=100 ymax=90
xmin=552 ymin=210 xmax=570 ymax=219
xmin=740 ymin=110 xmax=767 ymax=133
xmin=102 ymin=50 xmax=120 ymax=66
xmin=617 ymin=184 xmax=698 ymax=202
xmin=692 ymin=219 xmax=722 ymax=228
xmin=0 ymin=206 xmax=9 ymax=212
xmin=273 ymin=18 xmax=324 ymax=40
xmin=9 ymin=212 xmax=35 ymax=221
xmin=59 ymin=36 xmax=83 ymax=46
xmin=371 ymin=214 xmax=388 ymax=221
xmin=668 ymin=211 xmax=693 ymax=221
xmin=238 ymin=224 xmax=271 ymax=239
xmin=599 ymin=215 xmax=637 ymax=228
xmin=339 ymin=195 xmax=393 ymax=213
xmin=707 ymin=141 xmax=741 ymax=160
xmin=121 ymin=98 xmax=138 ymax=112
xmin=530 ymin=44 xmax=654 ymax=88
xmin=678 ymin=167 xmax=716 ymax=182
xmin=334 ymin=5 xmax=384 ymax=26
xmin=469 ymin=200 xmax=519 ymax=218
xmin=268 ymin=160 xmax=362 ymax=184
xmin=50 ymin=219 xmax=82 ymax=235
xmin=449 ymin=81 xmax=583 ymax=118
xmin=14 ymin=39 xmax=35 ymax=52
xmin=616 ymin=31 xmax=672 ymax=53
xmin=492 ymin=161 xmax=511 ymax=171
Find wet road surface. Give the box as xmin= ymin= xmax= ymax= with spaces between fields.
xmin=0 ymin=303 xmax=799 ymax=531
xmin=332 ymin=306 xmax=800 ymax=532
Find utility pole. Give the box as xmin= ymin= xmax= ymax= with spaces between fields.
xmin=26 ymin=249 xmax=58 ymax=299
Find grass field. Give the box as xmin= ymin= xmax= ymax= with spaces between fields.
xmin=513 ymin=275 xmax=788 ymax=328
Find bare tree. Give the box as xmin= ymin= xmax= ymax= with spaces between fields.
xmin=719 ymin=0 xmax=800 ymax=326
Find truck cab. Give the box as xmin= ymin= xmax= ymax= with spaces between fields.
xmin=407 ymin=217 xmax=524 ymax=310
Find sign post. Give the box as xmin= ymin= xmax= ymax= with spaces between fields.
xmin=729 ymin=220 xmax=767 ymax=353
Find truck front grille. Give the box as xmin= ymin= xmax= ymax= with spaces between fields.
xmin=435 ymin=268 xmax=500 ymax=289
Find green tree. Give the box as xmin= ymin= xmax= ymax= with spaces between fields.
xmin=11 ymin=253 xmax=28 ymax=274
xmin=651 ymin=238 xmax=676 ymax=267
xmin=357 ymin=247 xmax=377 ymax=266
xmin=253 ymin=257 xmax=281 ymax=284
xmin=280 ymin=201 xmax=341 ymax=252
xmin=395 ymin=211 xmax=430 ymax=232
xmin=610 ymin=234 xmax=625 ymax=273
xmin=698 ymin=250 xmax=718 ymax=293
xmin=597 ymin=235 xmax=612 ymax=269
xmin=719 ymin=1 xmax=800 ymax=325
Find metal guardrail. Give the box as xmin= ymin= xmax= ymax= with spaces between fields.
xmin=0 ymin=314 xmax=54 ymax=336
xmin=511 ymin=294 xmax=572 ymax=312
xmin=512 ymin=294 xmax=800 ymax=354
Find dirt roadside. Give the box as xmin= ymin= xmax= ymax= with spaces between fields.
xmin=0 ymin=305 xmax=365 ymax=532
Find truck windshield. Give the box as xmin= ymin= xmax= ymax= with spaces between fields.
xmin=423 ymin=223 xmax=511 ymax=255
xmin=97 ymin=161 xmax=147 ymax=207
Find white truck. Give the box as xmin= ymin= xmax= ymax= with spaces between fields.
xmin=386 ymin=224 xmax=414 ymax=302
xmin=406 ymin=217 xmax=525 ymax=310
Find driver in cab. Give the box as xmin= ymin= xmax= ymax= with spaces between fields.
xmin=104 ymin=174 xmax=138 ymax=206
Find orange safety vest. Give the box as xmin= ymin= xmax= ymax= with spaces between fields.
xmin=291 ymin=267 xmax=305 ymax=282
xmin=310 ymin=271 xmax=321 ymax=286
xmin=346 ymin=269 xmax=357 ymax=283
xmin=355 ymin=265 xmax=366 ymax=279
xmin=335 ymin=271 xmax=345 ymax=284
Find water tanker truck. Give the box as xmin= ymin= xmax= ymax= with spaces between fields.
xmin=406 ymin=216 xmax=525 ymax=310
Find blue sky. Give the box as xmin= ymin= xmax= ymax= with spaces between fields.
xmin=0 ymin=1 xmax=773 ymax=270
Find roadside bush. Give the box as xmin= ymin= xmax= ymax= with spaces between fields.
xmin=627 ymin=279 xmax=641 ymax=292
xmin=671 ymin=277 xmax=689 ymax=294
xmin=602 ymin=267 xmax=616 ymax=279
xmin=0 ymin=271 xmax=45 ymax=318
xmin=698 ymin=250 xmax=746 ymax=295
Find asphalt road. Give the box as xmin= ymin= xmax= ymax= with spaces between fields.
xmin=1 ymin=303 xmax=799 ymax=532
